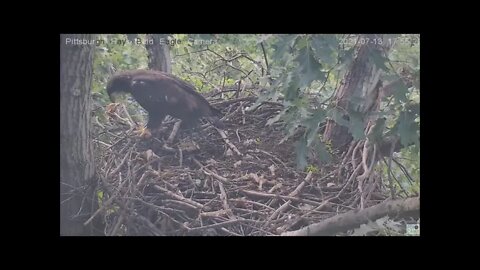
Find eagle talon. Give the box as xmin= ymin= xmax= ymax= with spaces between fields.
xmin=106 ymin=103 xmax=120 ymax=115
xmin=133 ymin=126 xmax=152 ymax=139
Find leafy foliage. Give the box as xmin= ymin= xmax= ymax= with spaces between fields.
xmin=348 ymin=110 xmax=366 ymax=140
xmin=368 ymin=46 xmax=389 ymax=72
xmin=295 ymin=136 xmax=308 ymax=170
xmin=170 ymin=34 xmax=267 ymax=93
xmin=90 ymin=34 xmax=419 ymax=184
xmin=294 ymin=42 xmax=326 ymax=88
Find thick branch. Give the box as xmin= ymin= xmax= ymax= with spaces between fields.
xmin=281 ymin=196 xmax=419 ymax=236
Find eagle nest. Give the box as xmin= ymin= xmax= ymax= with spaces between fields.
xmin=91 ymin=92 xmax=391 ymax=236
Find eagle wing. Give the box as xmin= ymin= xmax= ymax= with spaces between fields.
xmin=130 ymin=72 xmax=213 ymax=115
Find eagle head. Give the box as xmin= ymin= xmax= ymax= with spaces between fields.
xmin=106 ymin=73 xmax=133 ymax=102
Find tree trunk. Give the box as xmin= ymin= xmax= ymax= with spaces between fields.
xmin=146 ymin=34 xmax=172 ymax=73
xmin=323 ymin=34 xmax=387 ymax=151
xmin=60 ymin=34 xmax=97 ymax=235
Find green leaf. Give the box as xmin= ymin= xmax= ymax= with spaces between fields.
xmin=348 ymin=111 xmax=366 ymax=140
xmin=393 ymin=80 xmax=409 ymax=103
xmin=367 ymin=117 xmax=386 ymax=143
xmin=295 ymin=136 xmax=308 ymax=170
xmin=284 ymin=73 xmax=301 ymax=101
xmin=396 ymin=111 xmax=419 ymax=147
xmin=329 ymin=108 xmax=349 ymax=127
xmin=323 ymin=35 xmax=339 ymax=48
xmin=314 ymin=140 xmax=332 ymax=163
xmin=304 ymin=110 xmax=324 ymax=147
xmin=97 ymin=190 xmax=104 ymax=205
xmin=266 ymin=107 xmax=288 ymax=126
xmin=305 ymin=108 xmax=327 ymax=129
xmin=295 ymin=46 xmax=325 ymax=88
xmin=306 ymin=125 xmax=320 ymax=146
xmin=339 ymin=47 xmax=355 ymax=63
xmin=369 ymin=47 xmax=389 ymax=71
xmin=248 ymin=90 xmax=280 ymax=111
xmin=279 ymin=122 xmax=299 ymax=144
xmin=272 ymin=35 xmax=298 ymax=62
xmin=311 ymin=35 xmax=337 ymax=66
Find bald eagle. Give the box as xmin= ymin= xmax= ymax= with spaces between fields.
xmin=106 ymin=70 xmax=224 ymax=137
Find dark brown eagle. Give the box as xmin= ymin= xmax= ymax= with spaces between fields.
xmin=106 ymin=69 xmax=224 ymax=137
